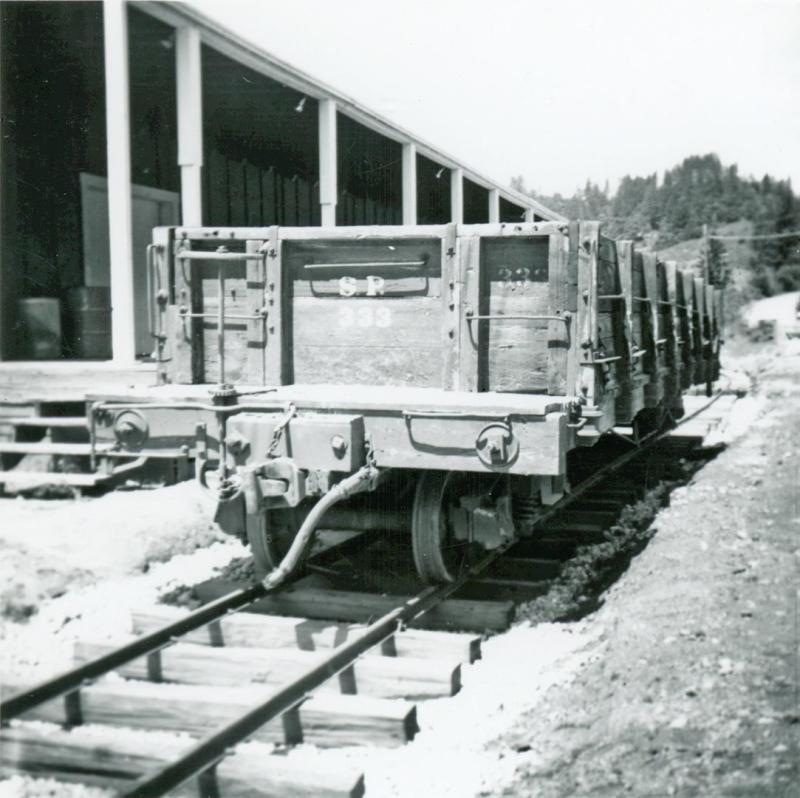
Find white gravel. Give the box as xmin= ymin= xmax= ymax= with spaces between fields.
xmin=0 ymin=480 xmax=248 ymax=681
xmin=331 ymin=622 xmax=600 ymax=797
xmin=1 ymin=539 xmax=247 ymax=683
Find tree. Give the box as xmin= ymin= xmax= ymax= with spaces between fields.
xmin=514 ymin=152 xmax=798 ymax=299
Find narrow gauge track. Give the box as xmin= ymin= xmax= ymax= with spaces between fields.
xmin=0 ymin=393 xmax=733 ymax=798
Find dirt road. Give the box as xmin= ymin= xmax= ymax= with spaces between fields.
xmin=488 ymin=351 xmax=800 ymax=797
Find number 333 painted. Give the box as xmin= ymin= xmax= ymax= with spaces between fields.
xmin=338 ymin=306 xmax=392 ymax=328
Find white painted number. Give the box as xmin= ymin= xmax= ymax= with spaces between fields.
xmin=498 ymin=266 xmax=531 ymax=289
xmin=357 ymin=306 xmax=373 ymax=327
xmin=336 ymin=274 xmax=392 ymax=328
xmin=337 ymin=306 xmax=392 ymax=328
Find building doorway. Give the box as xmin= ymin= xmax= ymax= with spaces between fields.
xmin=80 ymin=175 xmax=180 ymax=357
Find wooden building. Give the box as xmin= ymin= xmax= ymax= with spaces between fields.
xmin=0 ymin=0 xmax=558 ymax=389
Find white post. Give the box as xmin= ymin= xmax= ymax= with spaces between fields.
xmin=524 ymin=208 xmax=535 ymax=223
xmin=402 ymin=142 xmax=417 ymax=225
xmin=450 ymin=168 xmax=463 ymax=224
xmin=318 ymin=99 xmax=337 ymax=226
xmin=488 ymin=188 xmax=500 ymax=223
xmin=176 ymin=26 xmax=203 ymax=225
xmin=103 ymin=0 xmax=137 ymax=364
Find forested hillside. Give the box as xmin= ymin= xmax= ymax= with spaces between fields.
xmin=512 ymin=154 xmax=800 ymax=298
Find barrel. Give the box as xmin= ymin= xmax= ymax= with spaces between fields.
xmin=65 ymin=287 xmax=112 ymax=360
xmin=18 ymin=298 xmax=62 ymax=359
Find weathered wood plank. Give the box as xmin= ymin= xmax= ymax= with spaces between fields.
xmin=74 ymin=638 xmax=461 ymax=700
xmin=459 ymin=234 xmax=482 ymax=391
xmin=285 ymin=236 xmax=445 ymax=387
xmin=488 ymin=556 xmax=561 ymax=581
xmin=1 ymin=725 xmax=365 ymax=798
xmin=245 ymin=238 xmax=267 ymax=384
xmin=284 ymin=176 xmax=298 ymax=225
xmin=441 ymin=223 xmax=459 ymax=390
xmin=546 ymin=231 xmax=570 ymax=395
xmin=655 ymin=259 xmax=678 ymax=402
xmin=3 ymin=681 xmax=417 ymax=749
xmin=130 ymin=606 xmax=480 ymax=663
xmin=456 ymin=577 xmax=549 ymax=602
xmin=206 ymin=148 xmax=230 ymax=226
xmin=201 ymin=263 xmax=250 ymax=384
xmin=557 ymin=509 xmax=618 ymax=526
xmin=298 ymin=176 xmax=312 ymax=226
xmin=228 ymin=159 xmax=247 ymax=226
xmin=577 ymin=222 xmax=618 ymax=427
xmin=483 ymin=236 xmax=552 ymax=393
xmin=665 ymin=260 xmax=688 ymax=392
xmin=641 ymin=250 xmax=664 ymax=405
xmin=170 ymin=238 xmax=199 ymax=383
xmin=150 ymin=226 xmax=174 ymax=383
xmin=292 ymin=342 xmax=442 ymax=388
xmin=617 ymin=240 xmax=647 ymax=419
xmin=599 ymin=236 xmax=632 ymax=421
xmin=193 ymin=582 xmax=513 ymax=633
xmin=264 ymin=228 xmax=285 ymax=385
xmin=245 ymin=162 xmax=262 ymax=226
xmin=262 ymin=169 xmax=278 ymax=226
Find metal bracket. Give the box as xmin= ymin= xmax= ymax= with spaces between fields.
xmin=403 ymin=409 xmax=513 ymax=422
xmin=465 ymin=310 xmax=571 ymax=325
xmin=302 ymin=259 xmax=427 ymax=271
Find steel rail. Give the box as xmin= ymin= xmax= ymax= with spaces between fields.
xmin=119 ymin=544 xmax=508 ymax=798
xmin=4 ymin=390 xmax=728 ymax=793
xmin=120 ymin=409 xmax=704 ymax=797
xmin=0 ymin=526 xmax=378 ymax=724
xmin=0 ymin=584 xmax=266 ymax=722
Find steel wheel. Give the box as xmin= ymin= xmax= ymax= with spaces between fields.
xmin=246 ymin=507 xmax=301 ymax=579
xmin=412 ymin=470 xmax=479 ymax=584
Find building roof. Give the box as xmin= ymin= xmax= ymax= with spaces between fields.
xmin=133 ymin=0 xmax=562 ymax=221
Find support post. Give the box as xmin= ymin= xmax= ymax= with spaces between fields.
xmin=524 ymin=208 xmax=535 ymax=223
xmin=319 ymin=99 xmax=337 ymax=226
xmin=488 ymin=189 xmax=500 ymax=223
xmin=103 ymin=0 xmax=137 ymax=364
xmin=450 ymin=168 xmax=463 ymax=224
xmin=176 ymin=26 xmax=203 ymax=226
xmin=402 ymin=142 xmax=417 ymax=225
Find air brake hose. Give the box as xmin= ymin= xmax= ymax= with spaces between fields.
xmin=261 ymin=463 xmax=383 ymax=590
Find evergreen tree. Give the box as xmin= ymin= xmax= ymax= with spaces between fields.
xmin=517 ymin=153 xmax=798 ymax=296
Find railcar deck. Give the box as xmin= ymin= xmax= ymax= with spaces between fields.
xmin=0 ymin=361 xmax=157 ymax=404
xmin=87 ymin=382 xmax=567 ymax=416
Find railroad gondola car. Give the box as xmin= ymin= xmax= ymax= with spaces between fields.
xmin=88 ymin=221 xmax=721 ymax=584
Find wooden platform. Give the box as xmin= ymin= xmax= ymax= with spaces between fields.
xmin=0 ymin=360 xmax=157 ymax=404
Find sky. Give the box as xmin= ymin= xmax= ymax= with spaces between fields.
xmin=188 ymin=0 xmax=800 ymax=198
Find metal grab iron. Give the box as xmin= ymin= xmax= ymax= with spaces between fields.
xmin=175 ymin=244 xmax=269 ymax=384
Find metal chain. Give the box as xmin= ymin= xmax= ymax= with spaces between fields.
xmin=267 ymin=403 xmax=297 ymax=457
